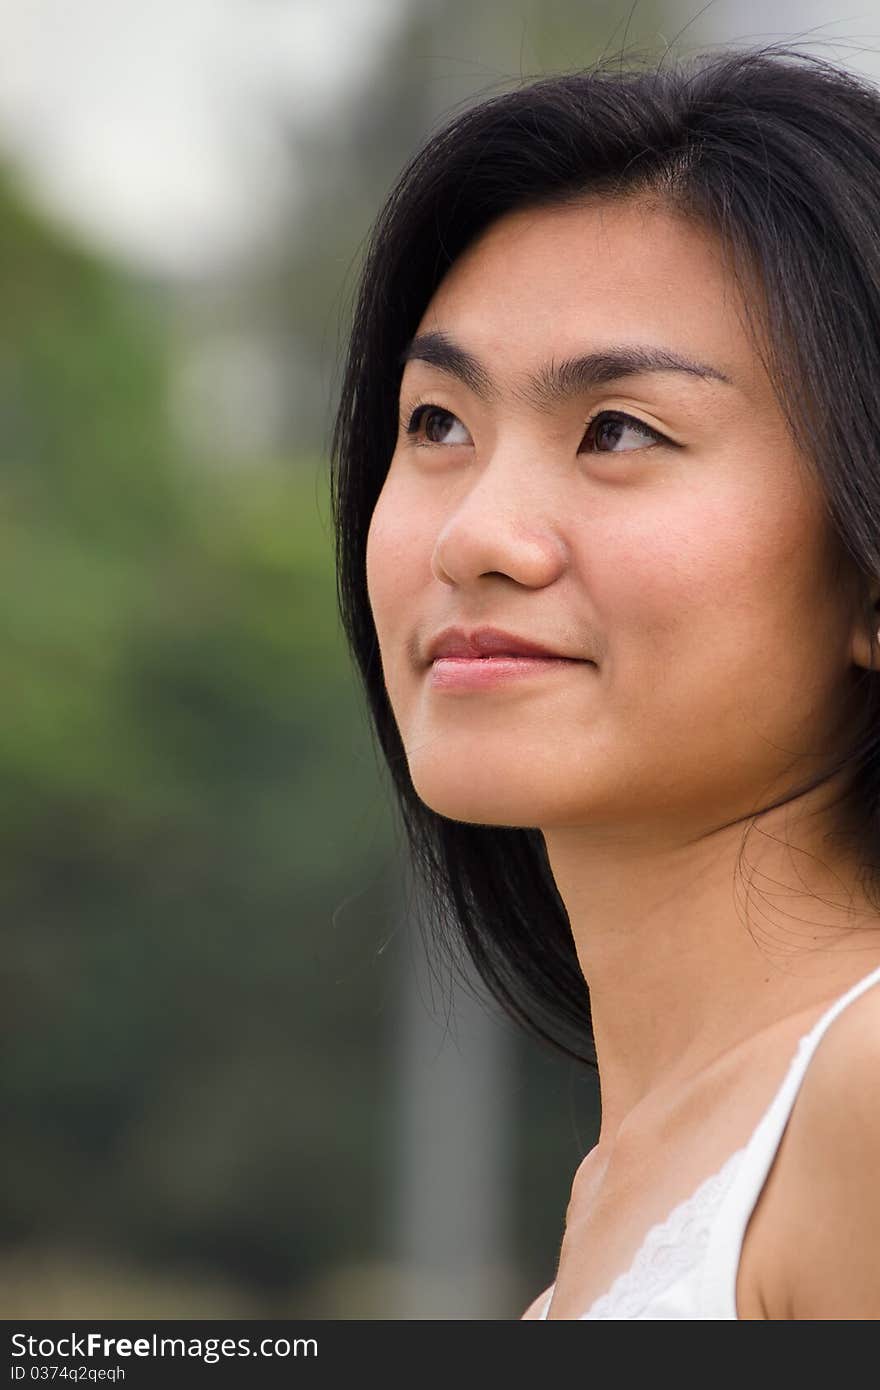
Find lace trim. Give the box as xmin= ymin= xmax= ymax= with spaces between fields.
xmin=540 ymin=1023 xmax=833 ymax=1319
xmin=541 ymin=1145 xmax=746 ymax=1320
xmin=578 ymin=1145 xmax=747 ymax=1319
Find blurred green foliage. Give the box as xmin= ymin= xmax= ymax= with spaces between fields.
xmin=0 ymin=0 xmax=632 ymax=1304
xmin=0 ymin=164 xmax=401 ymax=1294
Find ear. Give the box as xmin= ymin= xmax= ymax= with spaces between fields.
xmin=851 ymin=577 xmax=880 ymax=671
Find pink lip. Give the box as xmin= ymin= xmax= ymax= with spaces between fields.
xmin=426 ymin=624 xmax=579 ymax=663
xmin=429 ymin=654 xmax=583 ymax=691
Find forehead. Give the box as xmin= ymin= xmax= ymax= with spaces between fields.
xmin=411 ymin=198 xmax=767 ymax=403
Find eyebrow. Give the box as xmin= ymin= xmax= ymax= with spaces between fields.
xmin=398 ymin=330 xmax=734 ymax=408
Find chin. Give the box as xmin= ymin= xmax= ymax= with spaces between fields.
xmin=407 ymin=764 xmax=550 ymax=828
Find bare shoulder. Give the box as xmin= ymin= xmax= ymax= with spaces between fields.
xmin=763 ymin=979 xmax=880 ymax=1318
xmin=794 ymin=977 xmax=880 ymax=1146
xmin=519 ymin=1283 xmax=553 ymax=1320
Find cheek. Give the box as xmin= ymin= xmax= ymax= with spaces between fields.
xmin=366 ymin=485 xmax=405 ymax=622
xmin=590 ymin=481 xmax=828 ymax=705
xmin=365 ymin=479 xmax=433 ymax=675
xmin=590 ymin=491 xmax=765 ymax=631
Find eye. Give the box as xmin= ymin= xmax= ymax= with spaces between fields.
xmin=401 ymin=403 xmax=669 ymax=453
xmin=404 ymin=403 xmax=472 ymax=446
xmin=582 ymin=410 xmax=666 ymax=453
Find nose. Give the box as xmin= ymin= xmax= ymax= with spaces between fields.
xmin=430 ymin=455 xmax=568 ymax=589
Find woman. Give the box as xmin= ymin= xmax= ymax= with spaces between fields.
xmin=330 ymin=43 xmax=880 ymax=1318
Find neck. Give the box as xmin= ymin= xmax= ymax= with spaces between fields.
xmin=543 ymin=775 xmax=880 ymax=1137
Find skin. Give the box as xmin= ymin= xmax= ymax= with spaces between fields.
xmin=364 ymin=196 xmax=880 ymax=1318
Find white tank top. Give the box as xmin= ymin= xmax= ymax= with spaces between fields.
xmin=537 ymin=961 xmax=880 ymax=1319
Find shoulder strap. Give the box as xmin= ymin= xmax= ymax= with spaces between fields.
xmin=698 ymin=960 xmax=880 ymax=1319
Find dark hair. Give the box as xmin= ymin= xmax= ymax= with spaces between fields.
xmin=330 ymin=42 xmax=880 ymax=1069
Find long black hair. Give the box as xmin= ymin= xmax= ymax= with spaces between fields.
xmin=330 ymin=43 xmax=880 ymax=1068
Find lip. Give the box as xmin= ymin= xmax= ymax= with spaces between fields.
xmin=425 ymin=625 xmax=580 ymax=663
xmin=429 ymin=654 xmax=582 ymax=691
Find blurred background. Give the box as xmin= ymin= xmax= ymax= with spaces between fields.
xmin=1 ymin=0 xmax=876 ymax=1320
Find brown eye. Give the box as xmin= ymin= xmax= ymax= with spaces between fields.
xmin=405 ymin=404 xmax=472 ymax=446
xmin=583 ymin=410 xmax=665 ymax=453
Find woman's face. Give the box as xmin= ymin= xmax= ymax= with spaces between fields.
xmin=365 ymin=198 xmax=864 ymax=836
